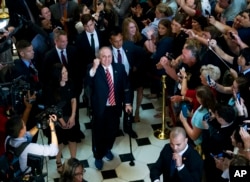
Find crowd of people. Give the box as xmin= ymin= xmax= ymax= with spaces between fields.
xmin=1 ymin=0 xmax=250 ymax=181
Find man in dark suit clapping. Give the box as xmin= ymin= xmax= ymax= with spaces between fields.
xmin=150 ymin=127 xmax=203 ymax=182
xmin=85 ymin=46 xmax=132 ymax=170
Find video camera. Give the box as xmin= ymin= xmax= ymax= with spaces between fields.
xmin=210 ymin=151 xmax=233 ymax=159
xmin=0 ymin=75 xmax=42 ymax=115
xmin=35 ymin=105 xmax=63 ymax=130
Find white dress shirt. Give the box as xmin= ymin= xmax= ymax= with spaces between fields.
xmin=112 ymin=46 xmax=130 ymax=75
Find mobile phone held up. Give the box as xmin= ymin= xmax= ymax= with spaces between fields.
xmin=236 ymin=92 xmax=241 ymax=104
xmin=203 ymin=112 xmax=211 ymax=122
xmin=210 ymin=153 xmax=223 ymax=158
xmin=181 ymin=104 xmax=188 ymax=118
xmin=206 ymin=74 xmax=211 ymax=84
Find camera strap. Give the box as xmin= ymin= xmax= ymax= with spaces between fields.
xmin=6 ymin=137 xmax=30 ymax=156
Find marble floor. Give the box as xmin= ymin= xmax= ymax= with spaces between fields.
xmin=38 ymin=90 xmax=172 ymax=182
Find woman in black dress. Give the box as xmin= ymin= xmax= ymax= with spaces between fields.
xmin=45 ymin=63 xmax=82 ymax=173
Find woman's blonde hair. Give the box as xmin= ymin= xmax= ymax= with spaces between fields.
xmin=200 ymin=64 xmax=221 ymax=81
xmin=122 ymin=17 xmax=142 ymax=42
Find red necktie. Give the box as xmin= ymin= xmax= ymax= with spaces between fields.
xmin=117 ymin=49 xmax=122 ymax=64
xmin=106 ymin=68 xmax=116 ymax=106
xmin=29 ymin=62 xmax=39 ymax=82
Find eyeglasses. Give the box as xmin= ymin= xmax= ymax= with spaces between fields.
xmin=74 ymin=169 xmax=86 ymax=177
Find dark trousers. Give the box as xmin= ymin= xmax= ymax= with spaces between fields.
xmin=92 ymin=106 xmax=120 ymax=159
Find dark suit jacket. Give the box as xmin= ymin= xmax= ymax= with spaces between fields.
xmin=12 ymin=59 xmax=40 ymax=90
xmin=114 ymin=41 xmax=146 ymax=73
xmin=150 ymin=144 xmax=203 ymax=182
xmin=86 ymin=63 xmax=131 ymax=118
xmin=75 ymin=30 xmax=105 ymax=79
xmin=42 ymin=45 xmax=81 ymax=93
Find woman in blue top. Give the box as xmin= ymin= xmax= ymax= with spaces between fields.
xmin=179 ymin=85 xmax=217 ymax=146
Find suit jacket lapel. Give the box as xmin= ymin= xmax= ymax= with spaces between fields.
xmin=113 ymin=66 xmax=118 ymax=90
xmin=97 ymin=65 xmax=108 ymax=86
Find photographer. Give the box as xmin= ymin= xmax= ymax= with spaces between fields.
xmin=4 ymin=112 xmax=58 ymax=174
xmin=0 ymin=90 xmax=35 ymax=155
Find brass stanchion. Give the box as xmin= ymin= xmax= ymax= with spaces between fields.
xmin=0 ymin=0 xmax=9 ymax=19
xmin=154 ymin=75 xmax=170 ymax=139
xmin=0 ymin=0 xmax=9 ymax=29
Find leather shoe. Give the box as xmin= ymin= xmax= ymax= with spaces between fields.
xmin=95 ymin=159 xmax=103 ymax=170
xmin=124 ymin=129 xmax=138 ymax=138
xmin=104 ymin=150 xmax=114 ymax=161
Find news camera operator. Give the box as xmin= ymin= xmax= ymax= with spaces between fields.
xmin=4 ymin=95 xmax=59 ymax=176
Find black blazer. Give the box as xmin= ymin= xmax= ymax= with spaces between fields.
xmin=113 ymin=41 xmax=147 ymax=75
xmin=42 ymin=45 xmax=80 ymax=88
xmin=150 ymin=144 xmax=203 ymax=182
xmin=86 ymin=63 xmax=131 ymax=118
xmin=12 ymin=59 xmax=40 ymax=90
xmin=75 ymin=30 xmax=105 ymax=72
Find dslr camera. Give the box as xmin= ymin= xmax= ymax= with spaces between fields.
xmin=35 ymin=105 xmax=63 ymax=129
xmin=165 ymin=52 xmax=174 ymax=61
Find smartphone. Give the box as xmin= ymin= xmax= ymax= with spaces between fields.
xmin=210 ymin=153 xmax=223 ymax=158
xmin=205 ymin=9 xmax=210 ymax=18
xmin=166 ymin=52 xmax=174 ymax=61
xmin=206 ymin=75 xmax=211 ymax=84
xmin=242 ymin=124 xmax=248 ymax=131
xmin=181 ymin=104 xmax=188 ymax=118
xmin=229 ymin=32 xmax=235 ymax=39
xmin=203 ymin=112 xmax=211 ymax=121
xmin=236 ymin=92 xmax=241 ymax=104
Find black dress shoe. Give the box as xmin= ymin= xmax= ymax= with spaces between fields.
xmin=124 ymin=129 xmax=138 ymax=139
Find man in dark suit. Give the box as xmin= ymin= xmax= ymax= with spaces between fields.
xmin=75 ymin=14 xmax=106 ymax=82
xmin=109 ymin=29 xmax=146 ymax=138
xmin=42 ymin=29 xmax=85 ymax=139
xmin=42 ymin=29 xmax=79 ymax=92
xmin=150 ymin=127 xmax=203 ymax=182
xmin=85 ymin=46 xmax=132 ymax=170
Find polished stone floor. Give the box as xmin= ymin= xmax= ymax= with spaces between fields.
xmin=37 ymin=90 xmax=171 ymax=182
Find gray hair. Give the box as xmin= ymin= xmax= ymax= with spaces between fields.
xmin=200 ymin=64 xmax=221 ymax=81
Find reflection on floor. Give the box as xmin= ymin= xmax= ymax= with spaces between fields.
xmin=38 ymin=90 xmax=171 ymax=182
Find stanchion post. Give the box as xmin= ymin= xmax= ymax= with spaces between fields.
xmin=154 ymin=75 xmax=170 ymax=140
